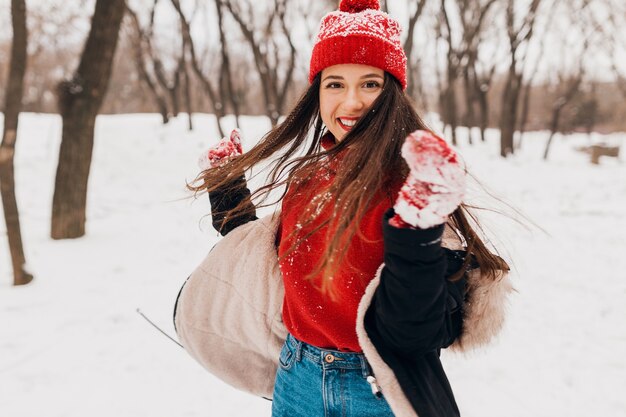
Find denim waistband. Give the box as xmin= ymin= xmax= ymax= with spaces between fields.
xmin=286 ymin=333 xmax=373 ymax=378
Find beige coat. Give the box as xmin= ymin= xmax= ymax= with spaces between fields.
xmin=175 ymin=212 xmax=513 ymax=417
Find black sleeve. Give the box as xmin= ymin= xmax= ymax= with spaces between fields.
xmin=208 ymin=174 xmax=258 ymax=236
xmin=366 ymin=208 xmax=461 ymax=356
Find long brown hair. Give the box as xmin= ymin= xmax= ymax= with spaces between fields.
xmin=188 ymin=73 xmax=509 ymax=297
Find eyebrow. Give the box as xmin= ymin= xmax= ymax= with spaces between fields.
xmin=321 ymin=73 xmax=384 ymax=82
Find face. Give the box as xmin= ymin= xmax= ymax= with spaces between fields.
xmin=319 ymin=64 xmax=385 ymax=143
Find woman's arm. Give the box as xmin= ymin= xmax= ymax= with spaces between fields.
xmin=366 ymin=209 xmax=456 ymax=356
xmin=367 ymin=130 xmax=468 ymax=355
xmin=208 ymin=174 xmax=258 ymax=236
xmin=199 ymin=129 xmax=258 ymax=236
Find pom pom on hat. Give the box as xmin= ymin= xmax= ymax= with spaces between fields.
xmin=339 ymin=0 xmax=380 ymax=13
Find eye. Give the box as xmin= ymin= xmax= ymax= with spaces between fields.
xmin=324 ymin=82 xmax=343 ymax=89
xmin=363 ymin=81 xmax=382 ymax=89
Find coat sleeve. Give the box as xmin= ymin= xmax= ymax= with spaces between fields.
xmin=366 ymin=208 xmax=466 ymax=356
xmin=208 ymin=174 xmax=258 ymax=236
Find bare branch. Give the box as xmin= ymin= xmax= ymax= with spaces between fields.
xmin=170 ymin=0 xmax=224 ymax=135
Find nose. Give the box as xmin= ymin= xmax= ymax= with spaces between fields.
xmin=343 ymin=88 xmax=365 ymax=112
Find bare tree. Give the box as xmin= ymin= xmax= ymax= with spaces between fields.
xmin=180 ymin=43 xmax=194 ymax=130
xmin=610 ymin=60 xmax=626 ymax=98
xmin=469 ymin=44 xmax=498 ymax=143
xmin=460 ymin=52 xmax=477 ymax=145
xmin=458 ymin=0 xmax=500 ymax=145
xmin=126 ymin=2 xmax=171 ymax=124
xmin=290 ymin=0 xmax=335 ymax=85
xmin=515 ymin=32 xmax=546 ymax=149
xmin=575 ymin=83 xmax=598 ymax=137
xmin=0 ymin=4 xmax=91 ymax=113
xmin=126 ymin=0 xmax=193 ymax=128
xmin=223 ymin=0 xmax=297 ymax=126
xmin=170 ymin=0 xmax=228 ymax=137
xmin=543 ymin=1 xmax=601 ymax=160
xmin=606 ymin=0 xmax=626 ymax=99
xmin=0 ymin=0 xmax=33 ymax=285
xmin=542 ymin=73 xmax=585 ymax=160
xmin=51 ymin=0 xmax=126 ymax=239
xmin=498 ymin=0 xmax=543 ymax=157
xmin=438 ymin=0 xmax=497 ymax=145
xmin=402 ymin=0 xmax=429 ymax=103
xmin=153 ymin=41 xmax=183 ymax=118
xmin=215 ymin=0 xmax=241 ymax=129
xmin=437 ymin=1 xmax=459 ymax=144
xmin=516 ymin=0 xmax=560 ymax=149
xmin=407 ymin=55 xmax=430 ymax=112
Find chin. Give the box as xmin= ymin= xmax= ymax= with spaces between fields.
xmin=333 ymin=131 xmax=346 ymax=143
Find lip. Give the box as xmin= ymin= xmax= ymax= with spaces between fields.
xmin=337 ymin=117 xmax=359 ymax=132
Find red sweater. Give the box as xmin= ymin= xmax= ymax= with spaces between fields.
xmin=278 ymin=137 xmax=401 ymax=352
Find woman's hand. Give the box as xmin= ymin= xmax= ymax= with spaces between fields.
xmin=198 ymin=129 xmax=243 ymax=170
xmin=390 ymin=130 xmax=465 ymax=229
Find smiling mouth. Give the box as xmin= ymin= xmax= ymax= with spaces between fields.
xmin=337 ymin=118 xmax=358 ymax=131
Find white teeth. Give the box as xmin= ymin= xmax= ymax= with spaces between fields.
xmin=339 ymin=118 xmax=357 ymax=127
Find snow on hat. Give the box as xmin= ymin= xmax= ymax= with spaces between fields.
xmin=309 ymin=0 xmax=408 ymax=90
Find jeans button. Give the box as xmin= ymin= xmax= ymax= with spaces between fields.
xmin=324 ymin=354 xmax=335 ymax=363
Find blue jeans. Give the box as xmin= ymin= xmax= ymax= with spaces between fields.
xmin=271 ymin=333 xmax=395 ymax=417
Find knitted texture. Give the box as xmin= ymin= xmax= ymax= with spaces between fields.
xmin=309 ymin=0 xmax=407 ymax=90
xmin=340 ymin=0 xmax=380 ymax=13
xmin=278 ymin=168 xmax=402 ymax=352
xmin=392 ymin=131 xmax=466 ymax=229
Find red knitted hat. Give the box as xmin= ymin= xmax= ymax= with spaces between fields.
xmin=309 ymin=0 xmax=407 ymax=90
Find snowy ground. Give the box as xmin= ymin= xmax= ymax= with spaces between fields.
xmin=1 ymin=113 xmax=625 ymax=417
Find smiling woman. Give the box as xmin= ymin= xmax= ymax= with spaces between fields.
xmin=319 ymin=64 xmax=385 ymax=142
xmin=179 ymin=0 xmax=512 ymax=416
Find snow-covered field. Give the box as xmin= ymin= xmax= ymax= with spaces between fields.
xmin=1 ymin=113 xmax=625 ymax=417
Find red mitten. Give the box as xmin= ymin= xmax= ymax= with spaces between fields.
xmin=390 ymin=130 xmax=466 ymax=229
xmin=198 ymin=129 xmax=243 ymax=170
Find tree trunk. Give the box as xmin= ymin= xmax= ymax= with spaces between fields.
xmin=403 ymin=0 xmax=428 ymax=102
xmin=462 ymin=65 xmax=475 ymax=145
xmin=170 ymin=0 xmax=226 ymax=137
xmin=516 ymin=81 xmax=533 ymax=150
xmin=181 ymin=51 xmax=193 ymax=131
xmin=148 ymin=75 xmax=171 ymax=124
xmin=439 ymin=1 xmax=458 ymax=145
xmin=543 ymin=106 xmax=563 ymax=160
xmin=471 ymin=63 xmax=492 ymax=143
xmin=584 ymin=89 xmax=598 ymax=137
xmin=542 ymin=131 xmax=556 ymax=160
xmin=543 ymin=76 xmax=583 ymax=160
xmin=51 ymin=0 xmax=125 ymax=239
xmin=0 ymin=0 xmax=33 ymax=285
xmin=499 ymin=0 xmax=543 ymax=157
xmin=443 ymin=69 xmax=459 ymax=146
xmin=499 ymin=68 xmax=521 ymax=157
xmin=153 ymin=58 xmax=181 ymax=117
xmin=476 ymin=86 xmax=489 ymax=142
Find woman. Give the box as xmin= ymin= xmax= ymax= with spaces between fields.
xmin=175 ymin=1 xmax=512 ymax=416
